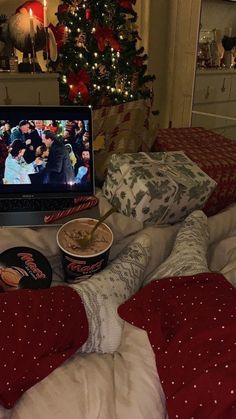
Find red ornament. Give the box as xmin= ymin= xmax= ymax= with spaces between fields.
xmin=94 ymin=25 xmax=120 ymax=52
xmin=85 ymin=8 xmax=92 ymax=20
xmin=118 ymin=0 xmax=136 ymax=12
xmin=57 ymin=3 xmax=70 ymax=14
xmin=133 ymin=56 xmax=145 ymax=66
xmin=67 ymin=69 xmax=90 ymax=103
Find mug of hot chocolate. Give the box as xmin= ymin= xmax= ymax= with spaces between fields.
xmin=57 ymin=218 xmax=114 ymax=283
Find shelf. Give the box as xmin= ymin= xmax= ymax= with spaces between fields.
xmin=0 ymin=72 xmax=59 ymax=80
xmin=0 ymin=73 xmax=60 ymax=105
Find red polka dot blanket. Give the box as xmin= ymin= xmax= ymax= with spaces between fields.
xmin=118 ymin=273 xmax=236 ymax=419
xmin=0 ymin=286 xmax=88 ymax=409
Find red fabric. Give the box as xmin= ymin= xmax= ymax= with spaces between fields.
xmin=94 ymin=25 xmax=120 ymax=52
xmin=118 ymin=273 xmax=236 ymax=419
xmin=49 ymin=23 xmax=67 ymax=50
xmin=152 ymin=127 xmax=236 ymax=216
xmin=0 ymin=286 xmax=88 ymax=409
xmin=16 ymin=1 xmax=44 ymax=24
xmin=118 ymin=0 xmax=136 ymax=11
xmin=67 ymin=69 xmax=90 ymax=103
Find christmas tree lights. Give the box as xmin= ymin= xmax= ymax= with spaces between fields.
xmin=52 ymin=0 xmax=156 ymax=108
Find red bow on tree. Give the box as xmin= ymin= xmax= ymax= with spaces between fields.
xmin=118 ymin=0 xmax=136 ymax=11
xmin=67 ymin=69 xmax=90 ymax=103
xmin=57 ymin=3 xmax=69 ymax=14
xmin=133 ymin=56 xmax=145 ymax=66
xmin=94 ymin=25 xmax=120 ymax=52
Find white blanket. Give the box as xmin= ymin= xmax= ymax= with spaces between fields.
xmin=0 ymin=199 xmax=236 ymax=419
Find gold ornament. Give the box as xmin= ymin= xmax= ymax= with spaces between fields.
xmin=115 ymin=75 xmax=126 ymax=92
xmin=119 ymin=21 xmax=139 ymax=41
xmin=69 ymin=0 xmax=83 ymax=13
xmin=131 ymin=72 xmax=139 ymax=91
xmin=75 ymin=32 xmax=88 ymax=50
xmin=98 ymin=64 xmax=108 ymax=78
xmin=126 ymin=21 xmax=139 ymax=33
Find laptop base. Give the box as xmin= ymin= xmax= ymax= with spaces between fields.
xmin=0 ymin=207 xmax=100 ymax=228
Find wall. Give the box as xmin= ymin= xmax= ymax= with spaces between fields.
xmin=201 ymin=0 xmax=236 ymax=35
xmin=136 ymin=0 xmax=201 ymax=128
xmin=166 ymin=0 xmax=202 ymax=128
xmin=135 ymin=0 xmax=169 ymax=125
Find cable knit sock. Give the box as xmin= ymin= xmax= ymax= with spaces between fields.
xmin=69 ymin=233 xmax=151 ymax=353
xmin=144 ymin=210 xmax=210 ymax=285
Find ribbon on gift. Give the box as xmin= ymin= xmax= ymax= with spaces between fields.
xmin=131 ymin=152 xmax=196 ymax=188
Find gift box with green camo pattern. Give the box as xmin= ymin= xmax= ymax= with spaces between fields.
xmin=102 ymin=152 xmax=217 ymax=225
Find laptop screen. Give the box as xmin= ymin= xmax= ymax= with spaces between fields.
xmin=0 ymin=106 xmax=94 ymax=199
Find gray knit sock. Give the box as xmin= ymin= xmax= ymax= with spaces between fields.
xmin=70 ymin=233 xmax=151 ymax=353
xmin=144 ymin=210 xmax=210 ymax=285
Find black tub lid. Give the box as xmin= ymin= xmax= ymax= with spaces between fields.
xmin=0 ymin=247 xmax=52 ymax=291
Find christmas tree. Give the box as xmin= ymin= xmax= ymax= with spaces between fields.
xmin=52 ymin=0 xmax=156 ymax=108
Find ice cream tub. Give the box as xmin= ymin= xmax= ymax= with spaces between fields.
xmin=56 ymin=218 xmax=114 ymax=283
xmin=0 ymin=246 xmax=52 ymax=291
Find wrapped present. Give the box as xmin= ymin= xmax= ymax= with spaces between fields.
xmin=93 ymin=99 xmax=159 ymax=182
xmin=102 ymin=152 xmax=217 ymax=225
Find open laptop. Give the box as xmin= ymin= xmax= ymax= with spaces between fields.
xmin=0 ymin=105 xmax=98 ymax=227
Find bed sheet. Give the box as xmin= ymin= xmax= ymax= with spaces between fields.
xmin=0 ymin=198 xmax=235 ymax=419
xmin=0 ymin=322 xmax=165 ymax=419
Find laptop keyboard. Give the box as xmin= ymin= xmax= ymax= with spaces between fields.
xmin=0 ymin=198 xmax=75 ymax=213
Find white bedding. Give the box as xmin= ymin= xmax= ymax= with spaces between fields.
xmin=0 ymin=199 xmax=236 ymax=419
